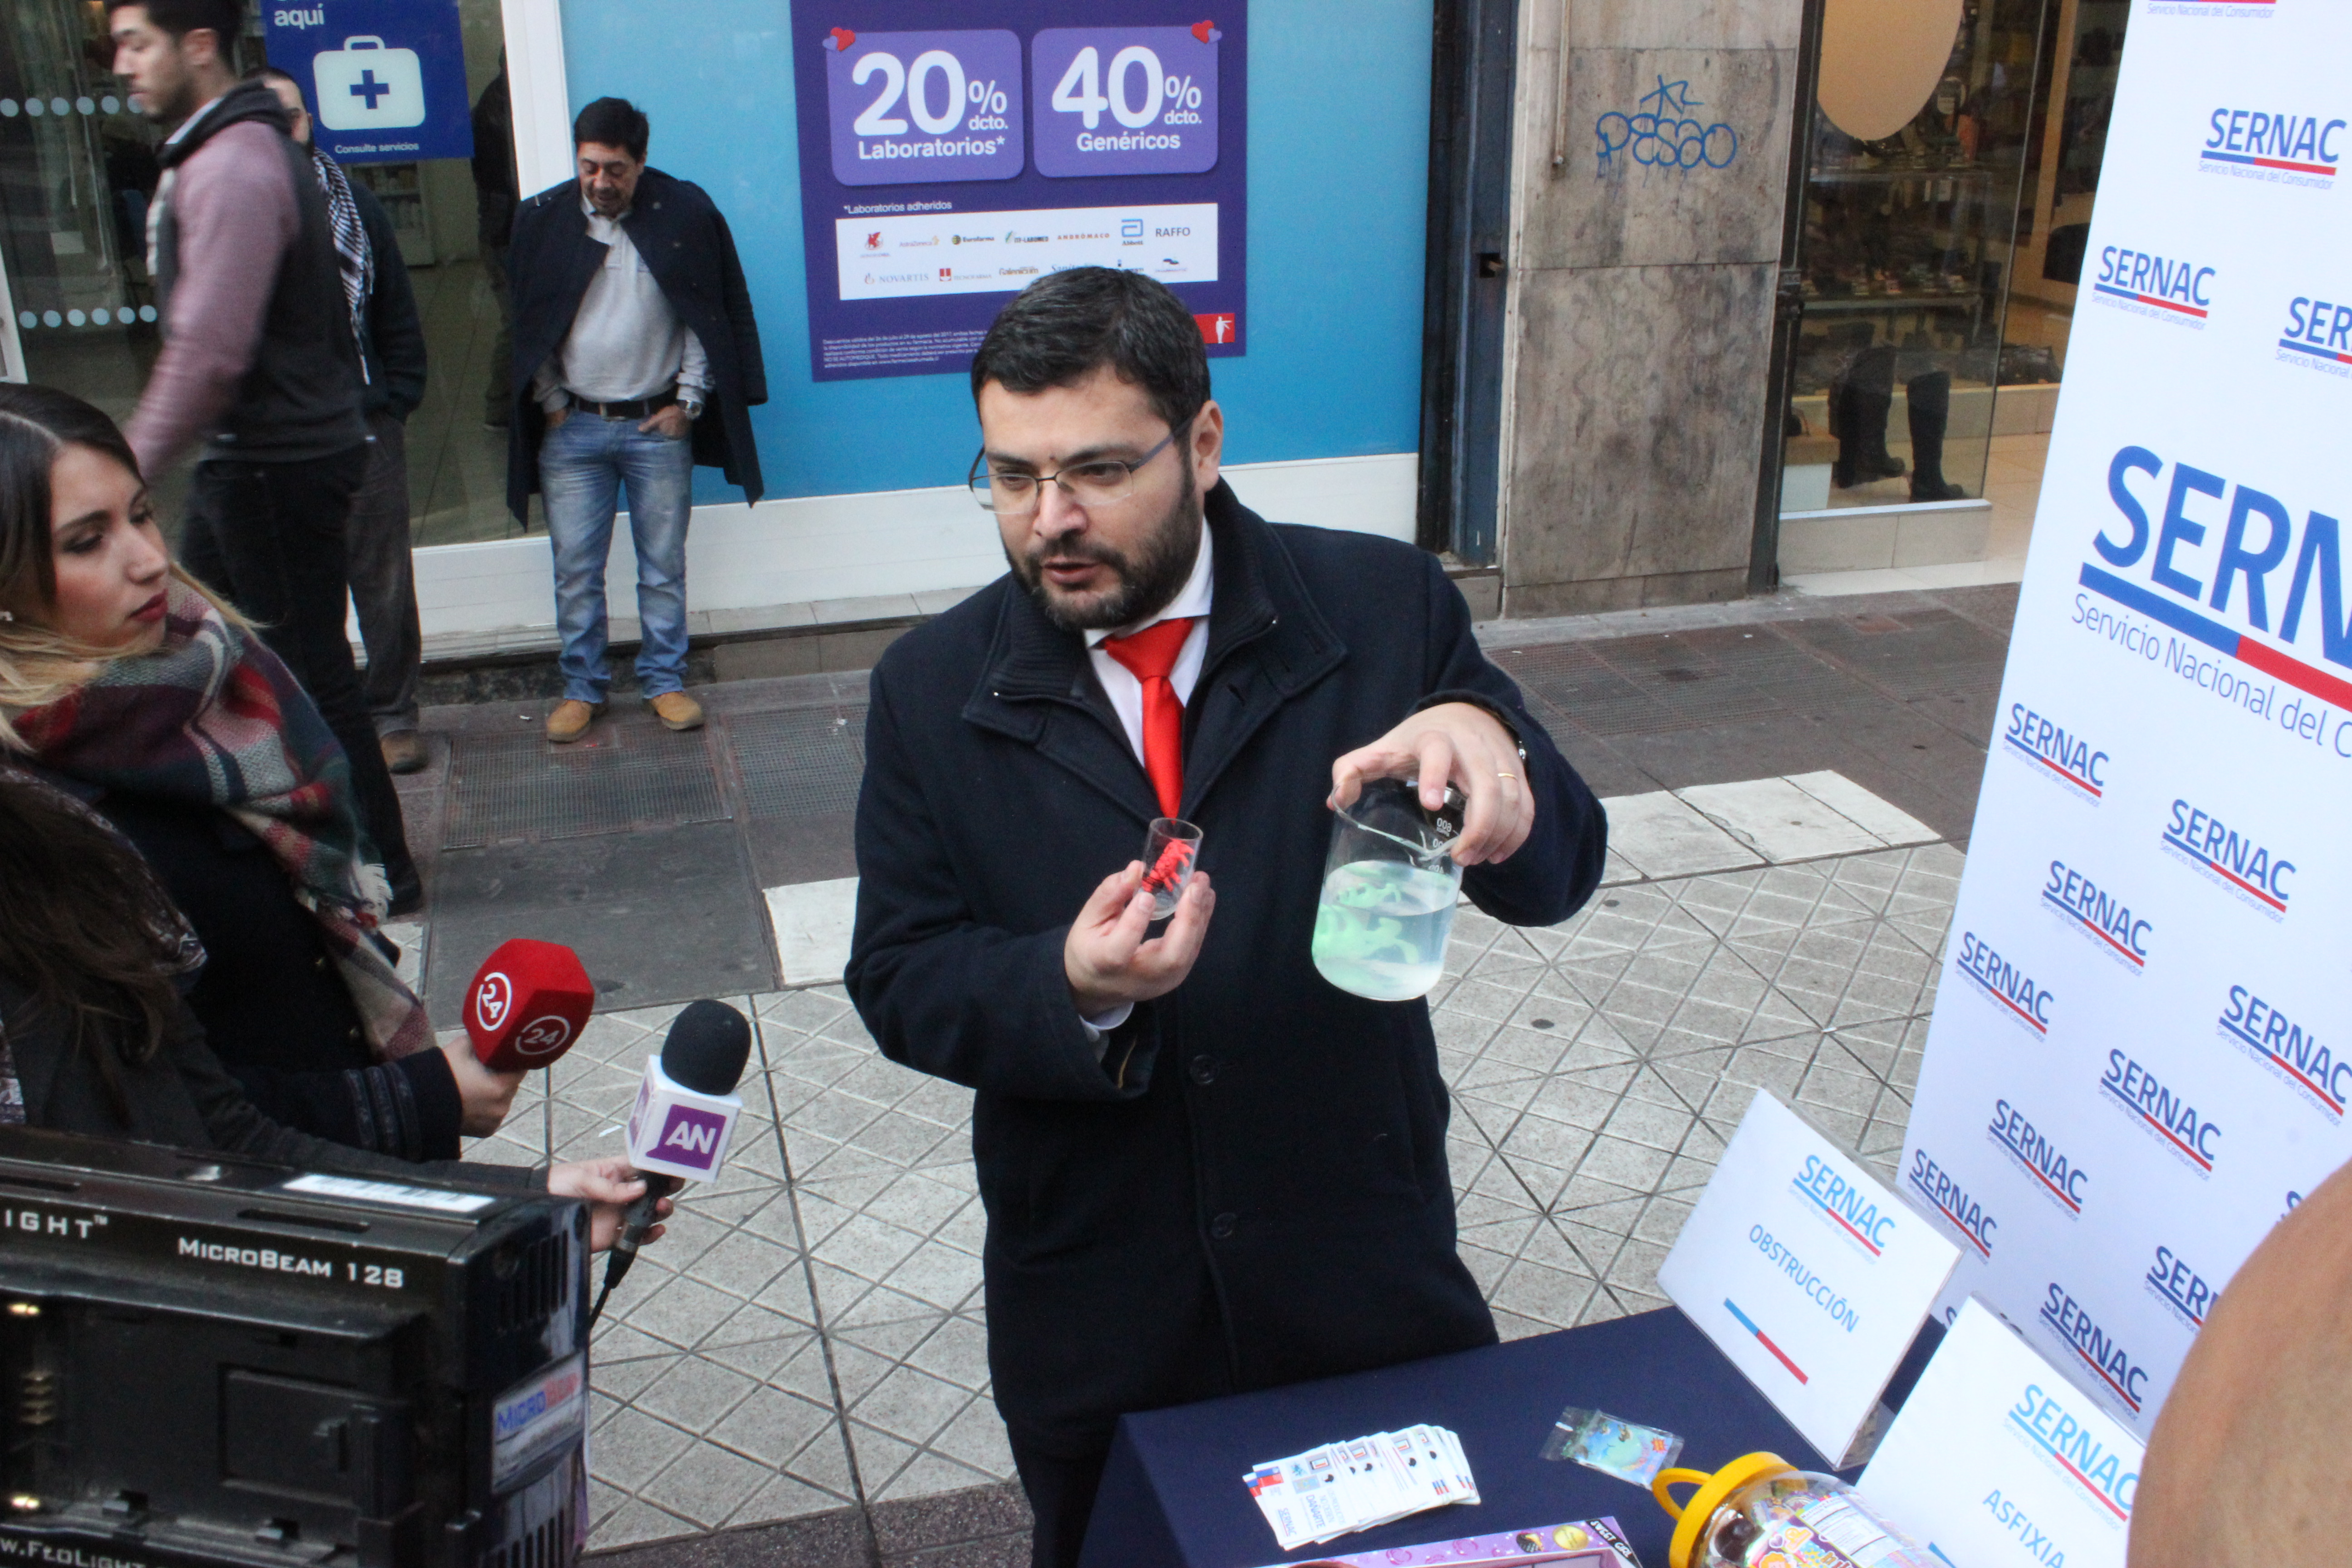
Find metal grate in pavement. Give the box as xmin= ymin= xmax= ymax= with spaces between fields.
xmin=441 ymin=726 xmax=730 ymax=848
xmin=727 ymin=707 xmax=867 ymax=820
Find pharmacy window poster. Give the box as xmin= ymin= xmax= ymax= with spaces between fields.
xmin=788 ymin=0 xmax=1247 ymax=381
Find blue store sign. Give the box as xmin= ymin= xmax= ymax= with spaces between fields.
xmin=261 ymin=0 xmax=473 ymax=165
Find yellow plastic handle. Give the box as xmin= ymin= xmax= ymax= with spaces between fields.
xmin=1654 ymin=1466 xmax=1712 ymax=1521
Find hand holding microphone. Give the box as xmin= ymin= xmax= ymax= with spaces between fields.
xmin=446 ymin=940 xmax=598 ymax=1137
xmin=591 ymin=999 xmax=754 ymax=1319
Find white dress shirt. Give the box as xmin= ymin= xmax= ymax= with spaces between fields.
xmin=532 ymin=197 xmax=711 ymax=411
xmin=1077 ymin=526 xmax=1215 ymax=1042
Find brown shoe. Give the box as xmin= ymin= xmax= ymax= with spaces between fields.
xmin=546 ymin=699 xmax=606 ymax=743
xmin=649 ymin=691 xmax=705 ymax=732
xmin=380 ymin=731 xmax=426 ymax=775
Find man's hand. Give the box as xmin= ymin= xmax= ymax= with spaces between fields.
xmin=544 ymin=405 xmax=570 ymax=430
xmin=440 ymin=1039 xmax=526 ymax=1137
xmin=1064 ymin=862 xmax=1215 ymax=1018
xmin=1328 ymin=701 xmax=1532 ymax=865
xmin=548 ymin=1156 xmax=674 ymax=1253
xmin=639 ymin=403 xmax=692 ymax=439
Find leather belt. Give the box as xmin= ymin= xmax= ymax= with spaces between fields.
xmin=567 ymin=387 xmax=678 ymax=419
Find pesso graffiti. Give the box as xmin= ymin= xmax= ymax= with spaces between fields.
xmin=1596 ymin=76 xmax=1738 ymax=172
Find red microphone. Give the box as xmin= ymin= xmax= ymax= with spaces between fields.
xmin=464 ymin=939 xmax=595 ymax=1071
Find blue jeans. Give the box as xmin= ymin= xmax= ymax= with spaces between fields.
xmin=540 ymin=412 xmax=694 ymax=702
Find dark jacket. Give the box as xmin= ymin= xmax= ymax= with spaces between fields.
xmin=0 ymin=976 xmax=528 ymax=1193
xmin=846 ymin=487 xmax=1608 ymax=1448
xmin=32 ymin=770 xmax=466 ymax=1164
xmin=505 ymin=168 xmax=767 ymax=521
xmin=470 ymin=72 xmax=517 ymax=250
xmin=349 ymin=180 xmax=426 ymax=421
xmin=148 ymin=81 xmax=365 ymax=464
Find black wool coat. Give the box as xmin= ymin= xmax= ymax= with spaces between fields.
xmin=846 ymin=485 xmax=1608 ymax=1450
xmin=505 ymin=167 xmax=767 ymax=521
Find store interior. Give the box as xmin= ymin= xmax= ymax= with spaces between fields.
xmin=1776 ymin=0 xmax=2126 ymax=592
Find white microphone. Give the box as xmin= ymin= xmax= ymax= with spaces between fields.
xmin=592 ymin=1001 xmax=753 ymax=1320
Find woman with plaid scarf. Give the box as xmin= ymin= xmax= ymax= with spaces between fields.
xmin=0 ymin=384 xmax=509 ymax=1164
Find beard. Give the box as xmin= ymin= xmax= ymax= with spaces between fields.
xmin=1007 ymin=461 xmax=1203 ymax=633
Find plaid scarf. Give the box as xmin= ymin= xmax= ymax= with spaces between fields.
xmin=308 ymin=145 xmax=374 ymax=379
xmin=11 ymin=582 xmax=432 ymax=1063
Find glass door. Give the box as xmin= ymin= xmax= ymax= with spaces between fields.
xmin=0 ymin=0 xmax=169 ymax=455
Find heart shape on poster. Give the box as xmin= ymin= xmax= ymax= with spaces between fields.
xmin=828 ymin=26 xmax=857 ymax=51
xmin=1191 ymin=20 xmax=1218 ymax=44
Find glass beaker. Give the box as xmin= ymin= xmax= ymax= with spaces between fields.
xmin=1311 ymin=779 xmax=1465 ymax=1002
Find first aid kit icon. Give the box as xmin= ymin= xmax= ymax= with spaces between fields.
xmin=313 ymin=37 xmax=425 ymax=131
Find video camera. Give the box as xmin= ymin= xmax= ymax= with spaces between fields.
xmin=0 ymin=1129 xmax=587 ymax=1568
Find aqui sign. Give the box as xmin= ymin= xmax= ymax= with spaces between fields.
xmin=260 ymin=0 xmax=474 ymax=165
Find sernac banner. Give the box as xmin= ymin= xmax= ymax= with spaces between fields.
xmin=1900 ymin=0 xmax=2352 ymax=1439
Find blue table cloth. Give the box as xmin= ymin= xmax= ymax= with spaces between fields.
xmin=1079 ymin=1306 xmax=1940 ymax=1568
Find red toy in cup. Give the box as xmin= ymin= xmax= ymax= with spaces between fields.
xmin=1140 ymin=818 xmax=1203 ymax=919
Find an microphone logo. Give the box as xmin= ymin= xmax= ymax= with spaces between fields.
xmin=475 ymin=971 xmax=514 ymax=1030
xmin=653 ymin=1106 xmax=728 ymax=1174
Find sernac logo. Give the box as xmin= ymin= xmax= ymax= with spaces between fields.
xmin=2001 ymin=701 xmax=2108 ymax=800
xmin=1788 ymin=1155 xmax=1896 ymax=1258
xmin=2160 ymin=797 xmax=2295 ymax=916
xmin=2100 ymin=1049 xmax=2222 ymax=1175
xmin=2144 ymin=1243 xmax=2218 ymax=1330
xmin=1955 ymin=930 xmax=2055 ymax=1036
xmin=2006 ymin=1382 xmax=2137 ymax=1524
xmin=2218 ymin=983 xmax=2345 ymax=1118
xmin=2199 ymin=106 xmax=2343 ymax=187
xmin=2038 ymin=1282 xmax=2152 ymax=1417
xmin=2275 ymin=290 xmax=2352 ymax=377
xmin=1906 ymin=1146 xmax=1995 ymax=1257
xmin=2074 ymin=446 xmax=2352 ymax=758
xmin=2091 ymin=245 xmax=2214 ymax=328
xmin=2040 ymin=859 xmax=2152 ymax=970
xmin=1987 ymin=1097 xmax=2090 ymax=1216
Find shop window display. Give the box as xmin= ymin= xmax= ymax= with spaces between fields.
xmin=1780 ymin=0 xmax=2055 ymax=516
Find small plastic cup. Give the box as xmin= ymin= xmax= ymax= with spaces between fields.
xmin=1140 ymin=818 xmax=1203 ymax=920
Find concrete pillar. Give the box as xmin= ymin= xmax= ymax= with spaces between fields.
xmin=1498 ymin=0 xmax=1807 ymax=615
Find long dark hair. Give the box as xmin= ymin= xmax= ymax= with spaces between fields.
xmin=0 ymin=769 xmax=188 ymax=1108
xmin=0 ymin=382 xmax=147 ymax=613
xmin=0 ymin=383 xmax=240 ymax=750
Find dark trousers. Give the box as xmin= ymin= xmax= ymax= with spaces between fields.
xmin=181 ymin=444 xmax=418 ymax=895
xmin=1001 ymin=1278 xmax=1236 ymax=1568
xmin=1005 ymin=1432 xmax=1112 ymax=1568
xmin=347 ymin=411 xmax=421 ymax=734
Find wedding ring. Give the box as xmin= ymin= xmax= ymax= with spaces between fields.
xmin=1496 ymin=771 xmax=1517 ymax=780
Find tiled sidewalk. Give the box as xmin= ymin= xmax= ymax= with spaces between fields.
xmin=466 ymin=838 xmax=1962 ymax=1560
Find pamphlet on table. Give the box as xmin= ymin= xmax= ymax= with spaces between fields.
xmin=1243 ymin=1425 xmax=1478 ymax=1550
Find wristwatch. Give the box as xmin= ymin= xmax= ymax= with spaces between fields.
xmin=678 ymin=396 xmax=704 ymax=420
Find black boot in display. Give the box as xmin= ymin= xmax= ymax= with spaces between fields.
xmin=1832 ymin=382 xmax=1906 ymax=488
xmin=1906 ymin=370 xmax=1967 ymax=501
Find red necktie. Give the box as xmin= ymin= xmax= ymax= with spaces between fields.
xmin=1102 ymin=617 xmax=1196 ymax=818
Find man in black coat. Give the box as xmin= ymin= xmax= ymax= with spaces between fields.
xmin=505 ymin=96 xmax=765 ymax=743
xmin=846 ymin=271 xmax=1607 ymax=1568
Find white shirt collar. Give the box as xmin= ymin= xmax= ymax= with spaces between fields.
xmin=581 ymin=192 xmax=633 ymax=243
xmin=1084 ymin=522 xmax=1215 ymax=647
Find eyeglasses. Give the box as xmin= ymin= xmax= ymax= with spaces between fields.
xmin=967 ymin=429 xmax=1180 ymax=516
